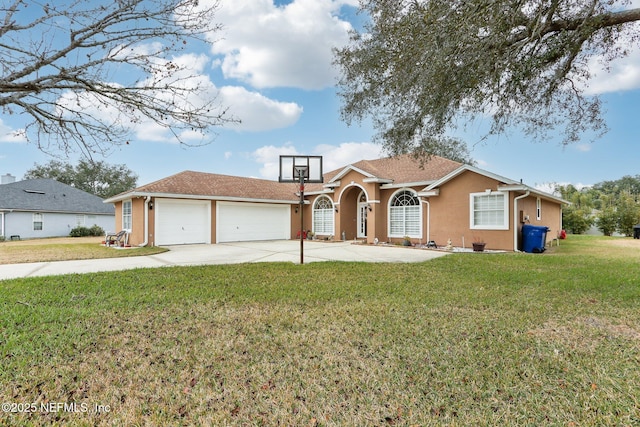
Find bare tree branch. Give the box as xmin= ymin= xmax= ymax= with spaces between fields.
xmin=0 ymin=0 xmax=237 ymax=158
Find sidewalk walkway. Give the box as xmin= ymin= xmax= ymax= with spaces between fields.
xmin=0 ymin=240 xmax=451 ymax=280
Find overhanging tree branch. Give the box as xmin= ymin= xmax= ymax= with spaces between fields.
xmin=335 ymin=1 xmax=640 ymax=154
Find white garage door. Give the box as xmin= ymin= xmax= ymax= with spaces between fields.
xmin=155 ymin=199 xmax=211 ymax=245
xmin=217 ymin=202 xmax=290 ymax=243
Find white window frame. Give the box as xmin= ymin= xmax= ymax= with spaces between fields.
xmin=536 ymin=197 xmax=542 ymax=221
xmin=312 ymin=196 xmax=334 ymax=235
xmin=122 ymin=200 xmax=132 ymax=232
xmin=388 ymin=189 xmax=422 ymax=238
xmin=470 ymin=192 xmax=509 ymax=230
xmin=33 ymin=213 xmax=43 ymax=231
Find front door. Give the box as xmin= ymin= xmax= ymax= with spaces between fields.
xmin=357 ymin=191 xmax=368 ymax=238
xmin=357 ymin=204 xmax=368 ymax=238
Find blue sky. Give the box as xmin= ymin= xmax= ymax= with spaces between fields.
xmin=1 ymin=0 xmax=639 ymax=192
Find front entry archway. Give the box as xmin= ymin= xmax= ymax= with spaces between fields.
xmin=337 ymin=185 xmax=369 ymax=241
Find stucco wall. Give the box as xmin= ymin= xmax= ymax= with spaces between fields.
xmin=427 ymin=171 xmax=515 ymax=251
xmin=113 ymin=202 xmax=122 ymax=232
xmin=112 ymin=198 xmax=145 ymax=246
xmin=517 ymin=195 xmax=563 ymax=248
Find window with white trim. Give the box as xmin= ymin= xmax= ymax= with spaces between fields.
xmin=122 ymin=200 xmax=132 ymax=231
xmin=33 ymin=213 xmax=43 ymax=231
xmin=313 ymin=196 xmax=334 ymax=235
xmin=389 ymin=190 xmax=421 ymax=237
xmin=536 ymin=198 xmax=542 ymax=220
xmin=470 ymin=192 xmax=508 ymax=230
xmin=76 ymin=214 xmax=86 ymax=227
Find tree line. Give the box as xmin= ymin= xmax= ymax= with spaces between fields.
xmin=556 ymin=176 xmax=640 ymax=236
xmin=24 ymin=160 xmax=137 ymax=199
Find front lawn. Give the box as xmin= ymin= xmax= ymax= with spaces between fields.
xmin=0 ymin=237 xmax=167 ymax=264
xmin=1 ymin=236 xmax=639 ymax=425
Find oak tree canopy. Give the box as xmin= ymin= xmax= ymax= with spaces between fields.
xmin=335 ymin=0 xmax=640 ymax=155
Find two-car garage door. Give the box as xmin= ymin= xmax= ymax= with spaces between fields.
xmin=154 ymin=199 xmax=290 ymax=245
xmin=217 ymin=201 xmax=290 ymax=243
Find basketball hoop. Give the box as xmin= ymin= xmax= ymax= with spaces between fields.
xmin=278 ymin=155 xmax=323 ymax=264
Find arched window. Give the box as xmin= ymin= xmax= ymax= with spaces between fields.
xmin=313 ymin=196 xmax=334 ymax=235
xmin=389 ymin=190 xmax=421 ymax=237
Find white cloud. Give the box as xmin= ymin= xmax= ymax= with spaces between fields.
xmin=474 ymin=158 xmax=490 ymax=168
xmin=219 ymin=86 xmax=303 ymax=131
xmin=574 ymin=143 xmax=592 ymax=152
xmin=53 ymin=48 xmax=302 ymax=144
xmin=208 ymin=0 xmax=355 ymax=89
xmin=582 ymin=29 xmax=640 ymax=95
xmin=252 ymin=141 xmax=382 ymax=179
xmin=252 ymin=143 xmax=299 ymax=178
xmin=534 ymin=182 xmax=560 ymax=195
xmin=313 ymin=142 xmax=384 ymax=172
xmin=0 ymin=119 xmax=26 ymax=143
xmin=535 ymin=181 xmax=591 ymax=194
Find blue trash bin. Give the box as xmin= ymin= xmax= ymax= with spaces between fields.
xmin=521 ymin=224 xmax=550 ymax=253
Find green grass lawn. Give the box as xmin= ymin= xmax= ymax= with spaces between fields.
xmin=0 ymin=237 xmax=167 ymax=265
xmin=1 ymin=236 xmax=639 ymax=425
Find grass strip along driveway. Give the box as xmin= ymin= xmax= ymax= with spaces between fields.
xmin=1 ymin=235 xmax=639 ymax=425
xmin=0 ymin=237 xmax=166 ymax=265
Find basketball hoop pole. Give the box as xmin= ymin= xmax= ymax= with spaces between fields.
xmin=299 ymin=173 xmax=305 ymax=265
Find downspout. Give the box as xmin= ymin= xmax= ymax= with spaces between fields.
xmin=421 ymin=199 xmax=430 ymax=243
xmin=138 ymin=196 xmax=151 ymax=247
xmin=513 ymin=191 xmax=530 ymax=252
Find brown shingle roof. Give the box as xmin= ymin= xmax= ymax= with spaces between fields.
xmin=133 ymin=171 xmax=300 ymax=202
xmin=308 ymin=154 xmax=462 ymax=191
xmin=111 ymin=155 xmax=462 ymax=202
xmin=350 ymin=154 xmax=461 ymax=183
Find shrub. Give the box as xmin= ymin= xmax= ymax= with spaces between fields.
xmin=69 ymin=225 xmax=104 ymax=237
xmin=89 ymin=224 xmax=105 ymax=236
xmin=69 ymin=226 xmax=92 ymax=237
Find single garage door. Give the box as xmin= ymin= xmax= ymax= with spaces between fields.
xmin=155 ymin=199 xmax=211 ymax=245
xmin=217 ymin=201 xmax=290 ymax=243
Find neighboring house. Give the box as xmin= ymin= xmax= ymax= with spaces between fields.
xmin=0 ymin=176 xmax=115 ymax=240
xmin=104 ymin=154 xmax=568 ymax=251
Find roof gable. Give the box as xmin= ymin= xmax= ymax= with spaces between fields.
xmin=0 ymin=179 xmax=115 ymax=214
xmin=421 ymin=165 xmax=569 ymax=204
xmin=423 ymin=164 xmax=519 ymax=192
xmin=317 ymin=154 xmax=462 ymax=189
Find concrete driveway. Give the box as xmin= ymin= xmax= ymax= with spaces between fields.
xmin=0 ymin=240 xmax=451 ymax=280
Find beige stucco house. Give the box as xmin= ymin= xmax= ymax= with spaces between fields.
xmin=104 ymin=154 xmax=567 ymax=251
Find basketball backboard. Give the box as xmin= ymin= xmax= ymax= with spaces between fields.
xmin=278 ymin=155 xmax=323 ymax=183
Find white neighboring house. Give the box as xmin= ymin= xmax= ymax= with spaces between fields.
xmin=0 ymin=174 xmax=115 ymax=240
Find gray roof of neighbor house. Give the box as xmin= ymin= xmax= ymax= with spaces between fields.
xmin=0 ymin=179 xmax=115 ymax=214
